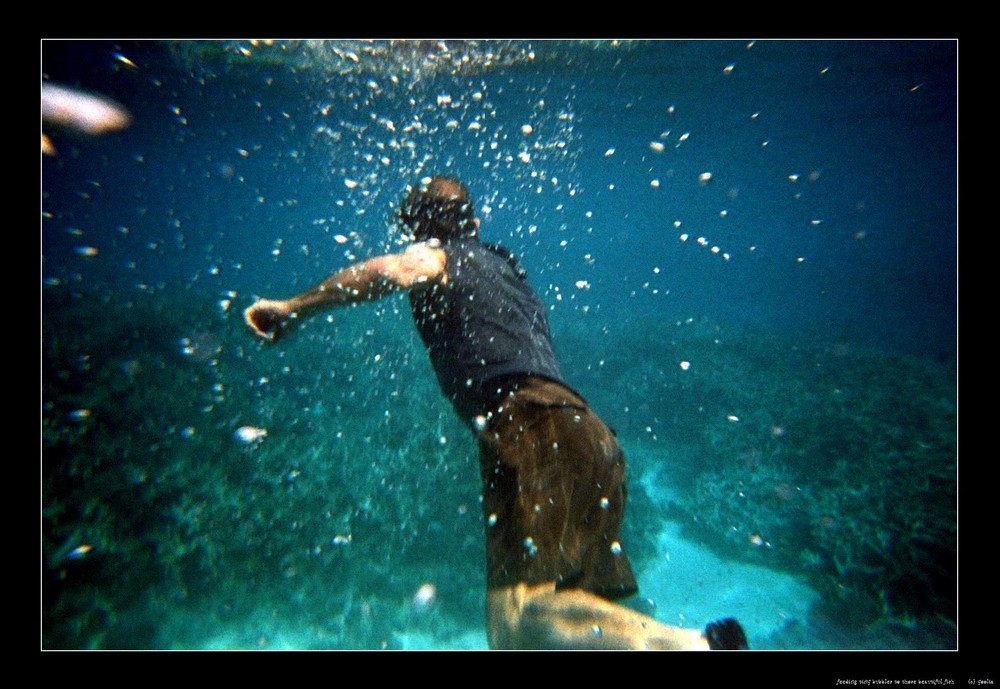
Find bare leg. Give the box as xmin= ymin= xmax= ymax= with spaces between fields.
xmin=488 ymin=582 xmax=712 ymax=650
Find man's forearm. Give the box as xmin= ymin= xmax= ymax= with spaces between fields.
xmin=286 ymin=257 xmax=397 ymax=315
xmin=244 ymin=244 xmax=445 ymax=341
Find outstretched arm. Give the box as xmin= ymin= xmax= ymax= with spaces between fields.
xmin=244 ymin=241 xmax=447 ymax=341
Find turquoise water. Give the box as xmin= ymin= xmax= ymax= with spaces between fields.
xmin=42 ymin=40 xmax=958 ymax=661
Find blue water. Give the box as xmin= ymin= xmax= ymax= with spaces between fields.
xmin=42 ymin=40 xmax=959 ymax=665
xmin=43 ymin=40 xmax=957 ymax=355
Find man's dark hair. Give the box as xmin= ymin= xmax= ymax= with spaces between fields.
xmin=400 ymin=176 xmax=476 ymax=242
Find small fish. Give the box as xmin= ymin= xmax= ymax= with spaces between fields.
xmin=412 ymin=583 xmax=437 ymax=610
xmin=66 ymin=544 xmax=93 ymax=560
xmin=112 ymin=52 xmax=138 ymax=69
xmin=42 ymin=83 xmax=131 ymax=137
xmin=235 ymin=425 xmax=267 ymax=443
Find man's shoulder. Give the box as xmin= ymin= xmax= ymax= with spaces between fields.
xmin=395 ymin=241 xmax=448 ymax=288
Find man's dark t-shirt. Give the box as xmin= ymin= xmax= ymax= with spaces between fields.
xmin=409 ymin=238 xmax=565 ymax=423
xmin=411 ymin=237 xmax=639 ymax=600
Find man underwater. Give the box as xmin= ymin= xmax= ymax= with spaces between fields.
xmin=244 ymin=176 xmax=747 ymax=650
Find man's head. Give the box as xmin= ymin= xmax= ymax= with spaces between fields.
xmin=400 ymin=176 xmax=478 ymax=242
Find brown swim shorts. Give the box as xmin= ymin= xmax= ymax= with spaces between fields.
xmin=476 ymin=377 xmax=638 ymax=601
